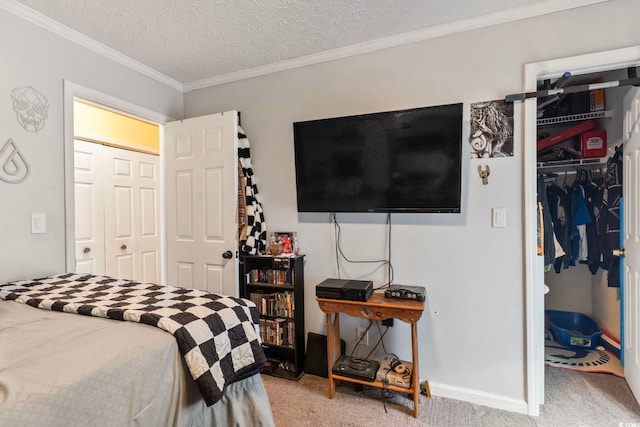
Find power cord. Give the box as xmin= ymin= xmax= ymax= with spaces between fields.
xmin=331 ymin=213 xmax=394 ymax=288
xmin=348 ymin=319 xmax=375 ymax=369
xmin=350 ymin=320 xmax=412 ymax=414
xmin=348 ymin=319 xmax=393 ymax=371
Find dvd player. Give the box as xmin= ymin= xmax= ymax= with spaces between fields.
xmin=316 ymin=278 xmax=373 ymax=301
xmin=332 ymin=355 xmax=379 ymax=382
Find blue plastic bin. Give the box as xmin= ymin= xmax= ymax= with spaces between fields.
xmin=545 ymin=310 xmax=602 ymax=349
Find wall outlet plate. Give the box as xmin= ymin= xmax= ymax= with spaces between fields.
xmin=31 ymin=213 xmax=46 ymax=234
xmin=356 ymin=327 xmax=369 ymax=346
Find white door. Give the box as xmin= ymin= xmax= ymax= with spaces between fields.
xmin=165 ymin=111 xmax=239 ymax=297
xmin=623 ymin=86 xmax=640 ymax=404
xmin=74 ymin=139 xmax=161 ymax=282
xmin=103 ymin=144 xmax=160 ymax=283
xmin=74 ymin=139 xmax=105 ymax=274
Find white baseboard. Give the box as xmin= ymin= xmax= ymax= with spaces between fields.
xmin=428 ymin=381 xmax=529 ymax=415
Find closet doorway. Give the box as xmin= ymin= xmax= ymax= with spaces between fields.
xmin=62 ymin=81 xmax=172 ymax=285
xmin=63 ymin=81 xmax=241 ymax=297
xmin=73 ymin=100 xmax=161 ymax=283
xmin=524 ymin=46 xmax=640 ymax=415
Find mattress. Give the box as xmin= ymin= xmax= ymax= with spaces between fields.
xmin=0 ymin=273 xmax=267 ymax=406
xmin=0 ymin=298 xmax=275 ymax=426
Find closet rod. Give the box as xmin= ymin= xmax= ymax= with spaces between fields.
xmin=505 ymin=76 xmax=640 ymax=103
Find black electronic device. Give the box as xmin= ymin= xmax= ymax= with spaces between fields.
xmin=342 ymin=280 xmax=373 ymax=301
xmin=316 ymin=278 xmax=373 ymax=301
xmin=293 ymin=103 xmax=463 ymax=213
xmin=315 ymin=278 xmax=345 ymax=299
xmin=384 ymin=285 xmax=426 ymax=302
xmin=332 ymin=355 xmax=379 ymax=382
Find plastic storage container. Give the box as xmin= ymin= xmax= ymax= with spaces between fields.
xmin=545 ymin=310 xmax=602 ymax=349
xmin=581 ymin=130 xmax=607 ymax=158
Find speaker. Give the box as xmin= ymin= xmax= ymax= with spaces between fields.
xmin=305 ymin=332 xmax=345 ymax=378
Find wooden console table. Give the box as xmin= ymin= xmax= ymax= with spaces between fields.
xmin=316 ymin=292 xmax=427 ymax=418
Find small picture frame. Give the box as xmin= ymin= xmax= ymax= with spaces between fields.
xmin=269 ymin=232 xmax=298 ymax=255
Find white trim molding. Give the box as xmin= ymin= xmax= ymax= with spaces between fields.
xmin=183 ymin=0 xmax=608 ymax=90
xmin=429 ymin=381 xmax=529 ymax=415
xmin=0 ymin=0 xmax=183 ymax=92
xmin=1 ymin=0 xmax=607 ymax=92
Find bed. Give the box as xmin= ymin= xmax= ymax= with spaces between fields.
xmin=0 ymin=273 xmax=275 ymax=426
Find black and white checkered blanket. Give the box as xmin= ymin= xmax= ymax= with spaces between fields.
xmin=0 ymin=273 xmax=266 ymax=406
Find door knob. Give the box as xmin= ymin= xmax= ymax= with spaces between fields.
xmin=121 ymin=244 xmax=127 ymax=250
xmin=83 ymin=247 xmax=91 ymax=253
xmin=222 ymin=250 xmax=233 ymax=259
xmin=613 ymin=248 xmax=626 ymax=257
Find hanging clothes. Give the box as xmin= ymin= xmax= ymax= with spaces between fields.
xmin=238 ymin=125 xmax=268 ymax=255
xmin=546 ymin=182 xmax=572 ymax=272
xmin=569 ymin=177 xmax=592 ymax=265
xmin=582 ymin=174 xmax=603 ymax=274
xmin=538 ymin=143 xmax=624 ymax=289
xmin=600 ymin=145 xmax=623 ymax=287
xmin=537 ymin=175 xmax=555 ymax=266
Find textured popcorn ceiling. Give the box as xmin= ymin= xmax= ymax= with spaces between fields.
xmin=10 ymin=0 xmax=593 ymax=87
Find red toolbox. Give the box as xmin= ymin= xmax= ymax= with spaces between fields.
xmin=581 ymin=130 xmax=607 ymax=158
xmin=537 ymin=120 xmax=596 ymax=152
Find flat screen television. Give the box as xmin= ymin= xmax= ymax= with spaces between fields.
xmin=293 ymin=103 xmax=463 ymax=213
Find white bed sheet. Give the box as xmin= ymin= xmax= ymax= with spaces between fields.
xmin=0 ymin=300 xmax=274 ymax=427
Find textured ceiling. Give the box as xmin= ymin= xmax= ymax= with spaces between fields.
xmin=7 ymin=0 xmax=603 ymax=89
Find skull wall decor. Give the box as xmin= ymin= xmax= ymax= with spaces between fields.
xmin=0 ymin=138 xmax=30 ymax=184
xmin=10 ymin=86 xmax=49 ymax=132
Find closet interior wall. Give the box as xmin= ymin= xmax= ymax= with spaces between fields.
xmin=540 ymin=68 xmax=631 ymax=341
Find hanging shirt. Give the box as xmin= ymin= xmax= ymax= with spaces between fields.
xmin=570 ymin=183 xmax=592 ymax=265
xmin=602 ymin=146 xmax=623 ymax=287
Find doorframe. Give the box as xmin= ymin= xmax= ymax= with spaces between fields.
xmin=63 ymin=81 xmax=173 ymax=283
xmin=524 ymin=46 xmax=640 ymax=416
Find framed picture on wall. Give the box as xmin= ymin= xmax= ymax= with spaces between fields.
xmin=469 ymin=100 xmax=514 ymax=158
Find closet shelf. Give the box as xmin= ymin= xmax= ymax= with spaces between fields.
xmin=537 ymin=157 xmax=606 ymax=172
xmin=537 ymin=110 xmax=612 ymax=126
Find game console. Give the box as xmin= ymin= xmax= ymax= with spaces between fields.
xmin=316 ymin=278 xmax=373 ymax=301
xmin=376 ymin=356 xmax=413 ymax=388
xmin=331 ymin=355 xmax=379 ymax=382
xmin=384 ymin=285 xmax=426 ymax=302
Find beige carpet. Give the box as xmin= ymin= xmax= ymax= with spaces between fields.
xmin=262 ymin=367 xmax=640 ymax=427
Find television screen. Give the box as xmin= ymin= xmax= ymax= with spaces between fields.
xmin=293 ymin=103 xmax=463 ymax=213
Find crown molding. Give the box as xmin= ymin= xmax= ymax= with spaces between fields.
xmin=184 ymin=0 xmax=608 ymax=91
xmin=0 ymin=0 xmax=184 ymax=92
xmin=2 ymin=0 xmax=607 ymax=93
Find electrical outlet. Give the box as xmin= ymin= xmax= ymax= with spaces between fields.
xmin=356 ymin=327 xmax=369 ymax=346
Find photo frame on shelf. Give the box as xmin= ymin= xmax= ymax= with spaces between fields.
xmin=269 ymin=232 xmax=298 ymax=255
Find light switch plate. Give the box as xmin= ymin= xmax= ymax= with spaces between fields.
xmin=492 ymin=208 xmax=506 ymax=228
xmin=31 ymin=213 xmax=46 ymax=234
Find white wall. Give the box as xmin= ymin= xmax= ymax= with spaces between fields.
xmin=0 ymin=9 xmax=183 ymax=282
xmin=183 ymin=0 xmax=640 ymax=411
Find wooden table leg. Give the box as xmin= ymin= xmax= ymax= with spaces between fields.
xmin=411 ymin=321 xmax=420 ymax=418
xmin=326 ymin=312 xmax=340 ymax=399
xmin=423 ymin=380 xmax=431 ymax=398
